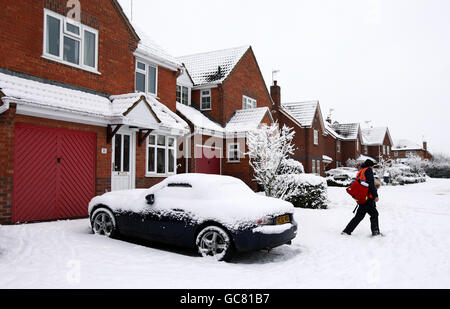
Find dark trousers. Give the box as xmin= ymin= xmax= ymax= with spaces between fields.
xmin=343 ymin=200 xmax=380 ymax=235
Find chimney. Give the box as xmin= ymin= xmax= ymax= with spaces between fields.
xmin=423 ymin=141 xmax=427 ymax=151
xmin=270 ymin=81 xmax=281 ymax=108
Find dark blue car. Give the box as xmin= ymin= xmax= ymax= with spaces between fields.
xmin=88 ymin=174 xmax=297 ymax=261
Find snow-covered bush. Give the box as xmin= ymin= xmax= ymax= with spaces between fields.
xmin=346 ymin=159 xmax=359 ymax=168
xmin=247 ymin=124 xmax=296 ymax=197
xmin=325 ymin=167 xmax=358 ymax=187
xmin=274 ymin=174 xmax=328 ymax=209
xmin=248 ymin=124 xmax=328 ymax=209
xmin=385 ymin=163 xmax=426 ymax=185
xmin=424 ymin=154 xmax=450 ymax=178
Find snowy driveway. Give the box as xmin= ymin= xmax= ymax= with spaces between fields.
xmin=1 ymin=179 xmax=449 ymax=289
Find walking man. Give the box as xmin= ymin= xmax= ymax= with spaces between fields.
xmin=342 ymin=160 xmax=381 ymax=236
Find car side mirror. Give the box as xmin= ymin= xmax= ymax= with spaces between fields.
xmin=146 ymin=194 xmax=155 ymax=205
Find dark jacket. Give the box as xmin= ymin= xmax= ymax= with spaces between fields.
xmin=364 ymin=168 xmax=378 ymax=200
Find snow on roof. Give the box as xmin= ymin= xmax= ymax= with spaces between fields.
xmin=0 ymin=72 xmax=110 ymax=116
xmin=281 ymin=101 xmax=319 ymax=127
xmin=133 ymin=26 xmax=182 ymax=69
xmin=331 ymin=122 xmax=360 ymax=140
xmin=0 ymin=72 xmax=188 ymax=133
xmin=111 ymin=93 xmax=189 ymax=132
xmin=323 ymin=155 xmax=333 ymax=162
xmin=362 ymin=127 xmax=389 ymax=146
xmin=392 ymin=139 xmax=424 ymax=151
xmin=225 ymin=107 xmax=271 ymax=133
xmin=176 ymin=102 xmax=225 ymax=133
xmin=178 ymin=46 xmax=250 ymax=86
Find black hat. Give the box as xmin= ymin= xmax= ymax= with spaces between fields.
xmin=361 ymin=159 xmax=376 ymax=168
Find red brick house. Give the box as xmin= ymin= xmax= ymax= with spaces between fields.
xmin=325 ymin=121 xmax=363 ymax=168
xmin=0 ymin=0 xmax=190 ymax=224
xmin=392 ymin=139 xmax=433 ymax=160
xmin=175 ymin=46 xmax=274 ymax=190
xmin=361 ymin=127 xmax=394 ymax=161
xmin=270 ymin=82 xmax=337 ymax=176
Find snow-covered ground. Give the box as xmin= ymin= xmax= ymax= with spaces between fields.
xmin=1 ymin=178 xmax=449 ymax=289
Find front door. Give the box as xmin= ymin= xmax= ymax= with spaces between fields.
xmin=111 ymin=129 xmax=135 ymax=191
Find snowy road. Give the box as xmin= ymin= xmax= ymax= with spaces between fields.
xmin=1 ymin=179 xmax=449 ymax=289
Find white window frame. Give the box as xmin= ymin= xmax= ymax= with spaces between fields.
xmin=314 ymin=130 xmax=319 ymax=146
xmin=42 ymin=9 xmax=99 ymax=74
xmin=177 ymin=84 xmax=191 ymax=105
xmin=312 ymin=160 xmax=316 ymax=174
xmin=337 ymin=140 xmax=341 ymax=153
xmin=242 ymin=95 xmax=257 ymax=110
xmin=317 ymin=160 xmax=321 ymax=175
xmin=146 ymin=135 xmax=177 ymax=177
xmin=135 ymin=60 xmax=158 ymax=96
xmin=364 ymin=145 xmax=369 ymax=155
xmin=394 ymin=152 xmax=399 ymax=157
xmin=227 ymin=142 xmax=241 ymax=163
xmin=387 ymin=145 xmax=390 ymax=155
xmin=383 ymin=145 xmax=386 ymax=155
xmin=201 ymin=89 xmax=212 ymax=111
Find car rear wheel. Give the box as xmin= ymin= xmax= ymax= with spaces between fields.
xmin=196 ymin=226 xmax=234 ymax=262
xmin=91 ymin=208 xmax=117 ymax=238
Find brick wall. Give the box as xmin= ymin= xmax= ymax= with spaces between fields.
xmin=190 ymin=48 xmax=273 ymax=126
xmin=221 ymin=48 xmax=272 ymax=124
xmin=0 ymin=104 xmax=16 ymax=224
xmin=0 ymin=0 xmax=138 ymax=95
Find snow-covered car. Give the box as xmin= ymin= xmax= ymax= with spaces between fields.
xmin=88 ymin=174 xmax=297 ymax=261
xmin=325 ymin=167 xmax=358 ymax=187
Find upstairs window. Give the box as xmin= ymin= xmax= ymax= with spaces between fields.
xmin=337 ymin=140 xmax=341 ymax=153
xmin=314 ymin=130 xmax=319 ymax=145
xmin=201 ymin=89 xmax=211 ymax=110
xmin=177 ymin=85 xmax=190 ymax=105
xmin=43 ymin=9 xmax=98 ymax=72
xmin=135 ymin=61 xmax=157 ymax=95
xmin=242 ymin=95 xmax=257 ymax=109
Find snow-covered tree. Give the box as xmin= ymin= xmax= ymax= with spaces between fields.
xmin=247 ymin=123 xmax=296 ymax=197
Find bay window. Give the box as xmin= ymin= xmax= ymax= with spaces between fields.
xmin=147 ymin=135 xmax=176 ymax=176
xmin=135 ymin=61 xmax=158 ymax=95
xmin=43 ymin=9 xmax=98 ymax=72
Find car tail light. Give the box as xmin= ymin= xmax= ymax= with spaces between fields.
xmin=257 ymin=216 xmax=273 ymax=226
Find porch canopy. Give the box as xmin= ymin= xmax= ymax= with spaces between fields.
xmin=0 ymin=72 xmax=189 ymax=141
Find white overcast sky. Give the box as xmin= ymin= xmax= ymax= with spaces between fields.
xmin=118 ymin=0 xmax=450 ymax=154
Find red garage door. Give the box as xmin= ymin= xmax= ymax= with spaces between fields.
xmin=13 ymin=124 xmax=96 ymax=223
xmin=195 ymin=146 xmax=221 ymax=175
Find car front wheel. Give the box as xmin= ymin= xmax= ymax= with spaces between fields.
xmin=91 ymin=208 xmax=117 ymax=238
xmin=196 ymin=226 xmax=234 ymax=262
